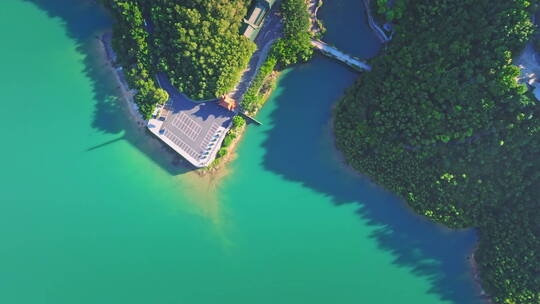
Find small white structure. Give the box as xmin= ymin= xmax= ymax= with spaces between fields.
xmin=515 ymin=43 xmax=540 ymax=101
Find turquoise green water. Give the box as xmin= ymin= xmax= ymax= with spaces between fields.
xmin=0 ymin=1 xmax=482 ymax=303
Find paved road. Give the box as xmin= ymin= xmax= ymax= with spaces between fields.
xmin=229 ymin=7 xmax=283 ymax=101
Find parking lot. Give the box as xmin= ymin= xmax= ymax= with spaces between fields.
xmin=148 ymin=74 xmax=235 ymax=167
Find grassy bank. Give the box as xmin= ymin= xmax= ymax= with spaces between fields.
xmin=209 ymin=0 xmax=315 ymax=170
xmin=240 ymin=0 xmax=314 ymax=113
xmin=240 ymin=56 xmax=279 ymax=114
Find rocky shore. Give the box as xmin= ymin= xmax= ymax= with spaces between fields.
xmin=99 ymin=31 xmax=146 ymax=127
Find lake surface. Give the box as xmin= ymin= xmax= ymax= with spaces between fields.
xmin=0 ymin=0 xmax=483 ymax=303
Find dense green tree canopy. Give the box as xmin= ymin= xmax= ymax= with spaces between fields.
xmin=152 ymin=88 xmax=169 ymax=104
xmin=334 ymin=1 xmax=540 ymax=303
xmin=272 ymin=0 xmax=313 ymax=66
xmin=143 ymin=0 xmax=256 ymax=100
xmin=103 ymin=0 xmax=159 ymax=118
xmin=102 ymin=0 xmax=256 ymax=117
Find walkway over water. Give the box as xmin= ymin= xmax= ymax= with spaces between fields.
xmin=239 ymin=111 xmax=263 ymax=125
xmin=311 ymin=39 xmax=372 ymax=71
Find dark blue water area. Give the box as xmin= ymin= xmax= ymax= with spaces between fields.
xmin=317 ymin=0 xmax=382 ymax=59
xmin=260 ymin=51 xmax=483 ymax=303
xmin=261 ymin=0 xmax=483 ymax=300
xmin=257 ymin=0 xmax=484 ymax=296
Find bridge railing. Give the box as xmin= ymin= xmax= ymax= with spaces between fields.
xmin=310 ymin=39 xmax=372 ymax=71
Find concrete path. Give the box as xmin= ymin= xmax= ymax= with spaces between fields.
xmin=363 ymin=0 xmax=392 ymax=43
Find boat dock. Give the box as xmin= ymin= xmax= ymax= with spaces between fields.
xmin=239 ymin=112 xmax=263 ymax=125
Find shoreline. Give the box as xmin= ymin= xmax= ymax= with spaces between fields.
xmin=198 ymin=124 xmax=246 ymax=176
xmin=469 ymin=247 xmax=495 ymax=304
xmin=329 ymin=125 xmax=492 ymax=304
xmin=98 ymin=0 xmax=373 ymax=181
xmin=329 ymin=102 xmax=492 ymax=304
xmin=322 ymin=2 xmax=491 ymax=302
xmin=331 ymin=145 xmax=493 ymax=304
xmin=97 ymin=6 xmax=281 ymax=178
xmin=201 ymin=70 xmax=281 ymax=174
xmin=98 ymin=28 xmax=278 ymax=180
xmin=99 ymin=30 xmax=236 ymax=179
xmin=98 ymin=3 xmax=493 ymax=302
xmin=362 ymin=0 xmax=392 ymax=43
xmin=98 ymin=31 xmax=213 ymax=174
xmin=98 ymin=31 xmax=146 ymax=128
xmin=100 ymin=2 xmax=511 ymax=302
xmin=308 ymin=0 xmax=325 ymax=35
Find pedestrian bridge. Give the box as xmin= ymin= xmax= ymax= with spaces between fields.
xmin=310 ymin=39 xmax=372 ymax=72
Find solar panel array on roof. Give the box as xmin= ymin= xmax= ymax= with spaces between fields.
xmin=149 ymin=73 xmax=235 ymax=167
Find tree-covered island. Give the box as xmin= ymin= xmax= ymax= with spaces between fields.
xmin=335 ymin=0 xmax=540 ymax=303
xmin=102 ymin=0 xmax=540 ymax=303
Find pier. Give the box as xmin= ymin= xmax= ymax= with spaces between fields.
xmin=239 ymin=111 xmax=263 ymax=125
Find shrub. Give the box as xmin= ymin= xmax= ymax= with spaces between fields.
xmin=232 ymin=115 xmax=246 ymax=129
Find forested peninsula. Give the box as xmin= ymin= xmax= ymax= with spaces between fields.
xmin=102 ymin=0 xmax=256 ymax=117
xmin=101 ymin=0 xmax=313 ymax=167
xmin=101 ymin=0 xmax=312 ymax=120
xmin=335 ymin=1 xmax=540 ymax=303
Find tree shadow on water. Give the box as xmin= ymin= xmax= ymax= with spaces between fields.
xmin=22 ymin=1 xmax=483 ymax=301
xmin=260 ymin=57 xmax=483 ymax=304
xmin=21 ymin=0 xmax=194 ymax=175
